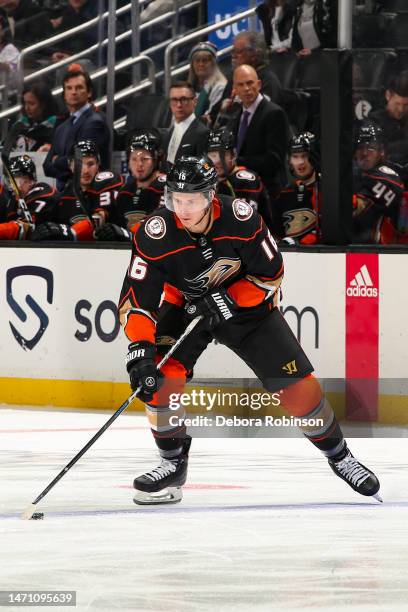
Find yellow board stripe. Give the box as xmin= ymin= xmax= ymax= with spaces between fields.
xmin=0 ymin=378 xmax=407 ymax=424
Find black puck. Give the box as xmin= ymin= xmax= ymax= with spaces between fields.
xmin=31 ymin=512 xmax=44 ymax=520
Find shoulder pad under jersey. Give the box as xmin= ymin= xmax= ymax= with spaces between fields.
xmin=216 ymin=197 xmax=263 ymax=239
xmin=148 ymin=174 xmax=167 ymax=192
xmin=25 ymin=182 xmax=56 ymax=203
xmin=89 ymin=172 xmax=125 ymax=193
xmin=133 ymin=208 xmax=181 ymax=260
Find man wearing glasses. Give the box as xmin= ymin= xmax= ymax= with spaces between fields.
xmin=164 ymin=81 xmax=210 ymax=166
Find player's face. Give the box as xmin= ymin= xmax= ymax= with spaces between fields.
xmin=290 ymin=152 xmax=313 ymax=179
xmin=14 ymin=175 xmax=34 ymax=197
xmin=63 ymin=75 xmax=90 ymax=111
xmin=169 ymin=87 xmax=197 ymax=123
xmin=77 ymin=156 xmax=99 ymax=187
xmin=355 ymin=144 xmax=383 ymax=171
xmin=129 ymin=150 xmax=155 ymax=181
xmin=172 ymin=191 xmax=210 ymax=229
xmin=23 ymin=91 xmax=43 ymax=121
xmin=386 ymin=91 xmax=408 ymax=120
xmin=207 ymin=150 xmax=235 ymax=178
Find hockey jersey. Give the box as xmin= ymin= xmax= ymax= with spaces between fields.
xmin=0 ymin=182 xmax=58 ymax=240
xmin=55 ymin=171 xmax=124 ymax=240
xmin=119 ymin=196 xmax=284 ymax=344
xmin=353 ymin=163 xmax=404 ymax=244
xmin=273 ymin=175 xmax=321 ymax=244
xmin=216 ymin=166 xmax=273 ymax=230
xmin=112 ymin=173 xmax=166 ymax=231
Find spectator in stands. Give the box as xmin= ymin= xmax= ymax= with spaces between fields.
xmin=212 ymin=31 xmax=282 ymax=127
xmin=273 ymin=132 xmax=322 ymax=244
xmin=292 ymin=0 xmax=337 ymax=56
xmin=4 ymin=81 xmax=59 ymax=152
xmin=353 ymin=122 xmax=404 ymax=244
xmin=43 ymin=69 xmax=110 ymax=189
xmin=0 ymin=0 xmax=49 ymax=63
xmin=163 ymin=81 xmax=210 ymax=166
xmin=256 ymin=0 xmax=296 ymax=53
xmin=0 ymin=13 xmax=19 ymax=88
xmin=187 ymin=42 xmax=226 ymax=123
xmin=227 ymin=64 xmax=289 ymax=198
xmin=369 ymin=71 xmax=408 ymax=166
xmin=48 ymin=0 xmax=98 ymax=64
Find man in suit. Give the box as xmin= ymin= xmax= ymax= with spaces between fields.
xmin=228 ymin=64 xmax=289 ymax=198
xmin=163 ymin=81 xmax=210 ymax=167
xmin=43 ymin=70 xmax=110 ymax=189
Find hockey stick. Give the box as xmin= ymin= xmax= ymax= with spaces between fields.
xmin=21 ymin=315 xmax=203 ymax=520
xmin=1 ymin=152 xmax=33 ymax=224
xmin=72 ymin=145 xmax=91 ymax=222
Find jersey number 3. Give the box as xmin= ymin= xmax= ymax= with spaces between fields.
xmin=129 ymin=256 xmax=147 ymax=280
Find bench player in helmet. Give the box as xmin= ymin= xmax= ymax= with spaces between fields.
xmin=0 ymin=155 xmax=58 ymax=240
xmin=96 ymin=129 xmax=166 ymax=242
xmin=32 ymin=140 xmax=124 ymax=241
xmin=118 ymin=155 xmax=381 ymax=505
xmin=273 ymin=132 xmax=322 ymax=245
xmin=206 ymin=128 xmax=273 ymax=230
xmin=353 ymin=122 xmax=404 ymax=244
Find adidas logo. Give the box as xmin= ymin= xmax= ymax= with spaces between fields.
xmin=346 ymin=265 xmax=378 ymax=297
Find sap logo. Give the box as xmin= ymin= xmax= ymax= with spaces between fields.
xmin=75 ymin=299 xmax=120 ymax=342
xmin=7 ymin=266 xmax=53 ymax=350
xmin=213 ymin=13 xmax=248 ymax=40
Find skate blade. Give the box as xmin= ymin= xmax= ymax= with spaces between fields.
xmin=372 ymin=492 xmax=383 ymax=503
xmin=133 ymin=487 xmax=182 ymax=506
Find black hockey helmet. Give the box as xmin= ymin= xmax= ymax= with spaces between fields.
xmin=355 ymin=122 xmax=385 ymax=148
xmin=207 ymin=129 xmax=235 ymax=152
xmin=165 ymin=155 xmax=217 ymax=211
xmin=9 ymin=155 xmax=37 ymax=181
xmin=288 ymin=132 xmax=320 ymax=171
xmin=68 ymin=140 xmax=100 ymax=162
xmin=128 ymin=129 xmax=162 ymax=157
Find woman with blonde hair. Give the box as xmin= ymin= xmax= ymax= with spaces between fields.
xmin=187 ymin=41 xmax=227 ymax=123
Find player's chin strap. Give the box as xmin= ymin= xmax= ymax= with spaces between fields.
xmin=21 ymin=315 xmax=203 ymax=521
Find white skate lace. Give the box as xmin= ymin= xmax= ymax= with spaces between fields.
xmin=144 ymin=458 xmax=178 ymax=482
xmin=334 ymin=454 xmax=370 ymax=488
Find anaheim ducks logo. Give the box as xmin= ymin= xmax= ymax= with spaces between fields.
xmin=184 ymin=258 xmax=241 ymax=298
xmin=232 ymin=199 xmax=254 ymax=221
xmin=283 ymin=208 xmax=316 ymax=238
xmin=145 ymin=216 xmax=166 ymax=239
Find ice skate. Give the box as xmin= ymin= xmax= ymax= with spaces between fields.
xmin=133 ymin=437 xmax=191 ymax=505
xmin=328 ymin=445 xmax=382 ymax=502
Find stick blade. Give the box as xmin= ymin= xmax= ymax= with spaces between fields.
xmin=21 ymin=503 xmax=38 ymax=520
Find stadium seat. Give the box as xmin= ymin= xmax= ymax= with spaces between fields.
xmin=297 ymin=53 xmax=321 ymax=89
xmin=353 ymin=49 xmax=398 ymax=89
xmin=353 ymin=14 xmax=388 ymax=48
xmin=268 ymin=52 xmax=298 ymax=90
xmin=386 ymin=12 xmax=408 ymax=47
xmin=125 ymin=93 xmax=172 ymax=134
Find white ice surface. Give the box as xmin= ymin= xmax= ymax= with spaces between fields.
xmin=0 ymin=407 xmax=408 ymax=612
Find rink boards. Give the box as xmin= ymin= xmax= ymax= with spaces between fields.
xmin=0 ymin=247 xmax=407 ymax=423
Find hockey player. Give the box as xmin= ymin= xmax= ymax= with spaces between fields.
xmin=96 ymin=129 xmax=166 ymax=242
xmin=118 ymin=155 xmax=381 ymax=505
xmin=206 ymin=129 xmax=273 ymax=230
xmin=273 ymin=132 xmax=321 ymax=245
xmin=0 ymin=155 xmax=57 ymax=240
xmin=32 ymin=140 xmax=124 ymax=241
xmin=353 ymin=122 xmax=404 ymax=244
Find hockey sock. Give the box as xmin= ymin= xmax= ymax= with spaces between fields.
xmin=145 ymin=403 xmax=186 ymax=458
xmin=279 ymin=374 xmax=346 ymax=457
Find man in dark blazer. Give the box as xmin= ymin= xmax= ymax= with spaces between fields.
xmin=43 ymin=70 xmax=110 ymax=189
xmin=228 ymin=64 xmax=289 ymax=198
xmin=162 ymin=81 xmax=210 ymax=167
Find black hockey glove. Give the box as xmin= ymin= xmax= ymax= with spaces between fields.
xmin=125 ymin=341 xmax=162 ymax=403
xmin=95 ymin=223 xmax=131 ymax=242
xmin=31 ymin=222 xmax=75 ymax=241
xmin=185 ymin=287 xmax=238 ymax=329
